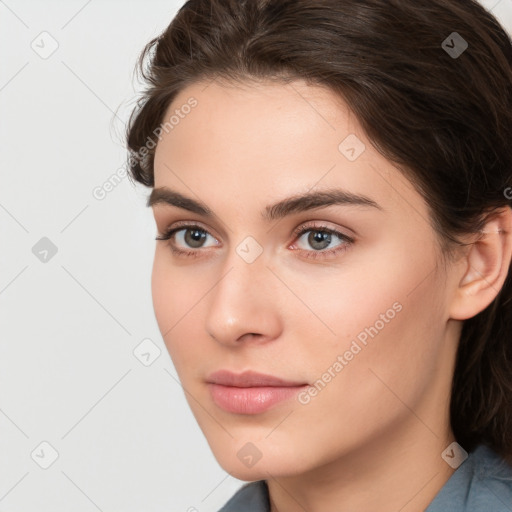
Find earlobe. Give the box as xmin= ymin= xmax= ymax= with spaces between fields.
xmin=450 ymin=207 xmax=512 ymax=321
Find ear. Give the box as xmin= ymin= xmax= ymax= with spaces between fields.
xmin=449 ymin=206 xmax=512 ymax=321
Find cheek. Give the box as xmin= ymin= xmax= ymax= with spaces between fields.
xmin=291 ymin=241 xmax=446 ymax=387
xmin=150 ymin=250 xmax=212 ymax=367
xmin=298 ymin=258 xmax=446 ymax=422
xmin=151 ymin=252 xmax=192 ymax=350
xmin=151 ymin=252 xmax=176 ymax=334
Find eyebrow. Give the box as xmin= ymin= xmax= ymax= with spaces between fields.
xmin=147 ymin=186 xmax=383 ymax=221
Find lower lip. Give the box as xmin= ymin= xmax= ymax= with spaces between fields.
xmin=207 ymin=383 xmax=308 ymax=414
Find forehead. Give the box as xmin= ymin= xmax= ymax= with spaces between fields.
xmin=154 ymin=77 xmax=355 ymax=168
xmin=152 ymin=78 xmax=428 ymax=221
xmin=158 ymin=77 xmax=352 ymax=152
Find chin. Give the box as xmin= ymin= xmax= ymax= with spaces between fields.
xmin=207 ymin=436 xmax=315 ymax=481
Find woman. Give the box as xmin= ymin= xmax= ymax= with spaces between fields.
xmin=125 ymin=0 xmax=512 ymax=510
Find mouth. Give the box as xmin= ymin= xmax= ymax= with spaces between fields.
xmin=206 ymin=370 xmax=309 ymax=415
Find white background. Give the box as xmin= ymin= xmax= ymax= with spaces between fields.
xmin=1 ymin=1 xmax=511 ymax=511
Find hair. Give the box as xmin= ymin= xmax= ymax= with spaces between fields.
xmin=125 ymin=0 xmax=512 ymax=462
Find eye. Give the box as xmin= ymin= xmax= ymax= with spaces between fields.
xmin=290 ymin=223 xmax=354 ymax=259
xmin=156 ymin=223 xmax=220 ymax=255
xmin=155 ymin=221 xmax=354 ymax=260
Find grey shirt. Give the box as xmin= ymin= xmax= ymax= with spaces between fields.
xmin=218 ymin=444 xmax=512 ymax=511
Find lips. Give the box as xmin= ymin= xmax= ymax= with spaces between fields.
xmin=206 ymin=370 xmax=308 ymax=414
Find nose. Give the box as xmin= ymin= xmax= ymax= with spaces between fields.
xmin=204 ymin=247 xmax=283 ymax=347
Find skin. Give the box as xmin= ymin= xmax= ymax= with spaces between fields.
xmin=149 ymin=77 xmax=512 ymax=512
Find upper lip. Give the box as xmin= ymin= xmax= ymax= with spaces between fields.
xmin=206 ymin=370 xmax=307 ymax=388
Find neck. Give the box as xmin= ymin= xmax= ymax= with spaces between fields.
xmin=267 ymin=418 xmax=457 ymax=512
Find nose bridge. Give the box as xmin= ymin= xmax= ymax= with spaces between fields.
xmin=205 ymin=237 xmax=281 ymax=344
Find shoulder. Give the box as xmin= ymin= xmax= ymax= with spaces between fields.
xmin=427 ymin=444 xmax=512 ymax=512
xmin=217 ymin=480 xmax=269 ymax=512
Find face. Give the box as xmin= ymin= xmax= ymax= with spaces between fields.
xmin=150 ymin=78 xmax=460 ymax=480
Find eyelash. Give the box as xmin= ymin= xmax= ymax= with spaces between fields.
xmin=155 ymin=221 xmax=354 ymax=260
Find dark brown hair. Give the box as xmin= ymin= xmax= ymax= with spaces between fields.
xmin=125 ymin=0 xmax=512 ymax=461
